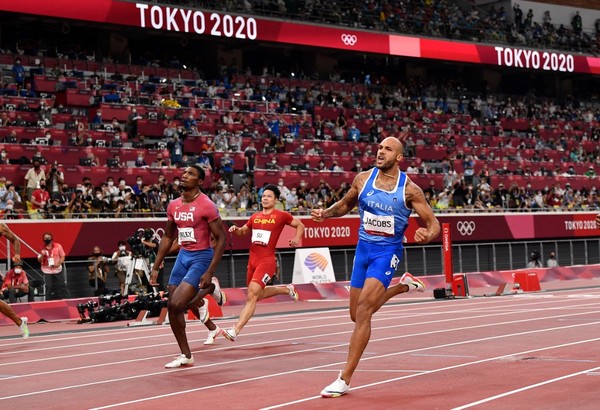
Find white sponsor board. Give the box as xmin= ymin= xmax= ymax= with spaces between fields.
xmin=292 ymin=247 xmax=336 ymax=284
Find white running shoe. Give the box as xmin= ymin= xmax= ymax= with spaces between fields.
xmin=320 ymin=371 xmax=350 ymax=398
xmin=19 ymin=317 xmax=29 ymax=339
xmin=400 ymin=272 xmax=426 ymax=293
xmin=204 ymin=327 xmax=221 ymax=345
xmin=211 ymin=276 xmax=226 ymax=306
xmin=198 ymin=300 xmax=210 ymax=324
xmin=222 ymin=327 xmax=237 ymax=342
xmin=165 ymin=354 xmax=194 ymax=368
xmin=286 ymin=284 xmax=299 ymax=302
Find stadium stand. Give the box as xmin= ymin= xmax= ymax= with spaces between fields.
xmin=0 ymin=1 xmax=598 ymax=219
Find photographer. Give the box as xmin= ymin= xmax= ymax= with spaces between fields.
xmin=127 ymin=229 xmax=160 ymax=293
xmin=87 ymin=246 xmax=109 ymax=296
xmin=111 ymin=240 xmax=131 ymax=295
xmin=30 ymin=181 xmax=50 ymax=219
xmin=47 ymin=161 xmax=65 ymax=199
xmin=527 ymin=250 xmax=543 ymax=268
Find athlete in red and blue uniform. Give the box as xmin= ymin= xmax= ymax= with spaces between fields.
xmin=151 ymin=165 xmax=226 ymax=368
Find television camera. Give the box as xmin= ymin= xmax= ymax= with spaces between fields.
xmin=127 ymin=228 xmax=154 ymax=256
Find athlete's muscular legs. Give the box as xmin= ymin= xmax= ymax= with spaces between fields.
xmin=341 ymin=278 xmax=385 ymax=385
xmin=167 ymin=282 xmax=198 ymax=358
xmin=258 ymin=285 xmax=290 ymax=300
xmin=0 ymin=300 xmax=22 ymax=326
xmin=376 ymin=282 xmax=410 ymax=311
xmin=232 ymin=281 xmax=263 ymax=335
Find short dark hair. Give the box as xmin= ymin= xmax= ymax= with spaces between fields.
xmin=189 ymin=165 xmax=205 ymax=181
xmin=263 ymin=184 xmax=280 ymax=198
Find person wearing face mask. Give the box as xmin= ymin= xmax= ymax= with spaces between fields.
xmin=132 ymin=177 xmax=145 ymax=196
xmin=134 ymin=153 xmax=148 ymax=168
xmin=0 ymin=149 xmax=9 ymax=165
xmin=24 ymin=159 xmax=46 ymax=201
xmin=47 ymin=161 xmax=65 ymax=200
xmin=111 ymin=241 xmax=132 ymax=295
xmin=30 ymin=181 xmax=50 ymax=219
xmin=1 ymin=260 xmax=30 ymax=303
xmin=103 ymin=177 xmax=118 ymax=198
xmin=37 ymin=232 xmax=69 ymax=300
xmin=277 ymin=178 xmax=290 ymax=198
xmin=267 ymin=157 xmax=281 ymax=171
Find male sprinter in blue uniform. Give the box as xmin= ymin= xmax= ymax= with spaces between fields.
xmin=312 ymin=136 xmax=440 ymax=397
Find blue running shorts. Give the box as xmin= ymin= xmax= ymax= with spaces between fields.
xmin=168 ymin=248 xmax=214 ymax=287
xmin=350 ymin=240 xmax=403 ymax=289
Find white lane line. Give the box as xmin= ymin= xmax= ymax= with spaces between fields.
xmin=86 ymin=321 xmax=600 ymax=409
xmin=261 ymin=336 xmax=600 ymax=409
xmin=452 ymin=365 xmax=600 ymax=409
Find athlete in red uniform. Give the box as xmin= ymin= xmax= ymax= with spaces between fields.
xmin=223 ymin=184 xmax=304 ymax=342
xmin=151 ymin=166 xmax=226 ymax=368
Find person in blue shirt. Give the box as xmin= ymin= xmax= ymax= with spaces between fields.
xmin=12 ymin=58 xmax=26 ymax=87
xmin=347 ymin=123 xmax=361 ymax=142
xmin=312 ymin=135 xmax=440 ymax=398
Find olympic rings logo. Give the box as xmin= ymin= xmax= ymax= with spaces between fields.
xmin=341 ymin=34 xmax=357 ymax=46
xmin=456 ymin=221 xmax=476 ymax=236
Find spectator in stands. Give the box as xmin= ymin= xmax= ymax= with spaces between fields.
xmin=183 ymin=112 xmax=197 ymax=134
xmin=12 ymin=114 xmax=25 ymax=127
xmin=513 ymin=4 xmax=523 ymax=29
xmin=220 ymin=152 xmax=234 ymax=186
xmin=110 ymin=117 xmax=122 ymax=132
xmin=213 ymin=130 xmax=229 ymax=152
xmin=210 ymin=184 xmax=226 ymax=209
xmin=196 ymin=151 xmax=212 ymax=172
xmin=222 ymin=185 xmax=238 ymax=213
xmin=163 ymin=119 xmax=177 ymax=139
xmin=38 ymin=232 xmax=69 ymax=300
xmin=24 ymin=158 xmax=46 ymax=200
xmin=38 ymin=101 xmax=52 ymax=127
xmin=12 ymin=58 xmax=26 ymax=87
xmin=91 ymin=109 xmax=103 ymax=128
xmin=125 ymin=107 xmax=142 ymax=139
xmin=0 ymin=113 xmax=10 ymax=127
xmin=585 ymin=166 xmax=596 ymax=178
xmin=492 ymin=183 xmax=509 ymax=209
xmin=154 ymin=152 xmax=169 ymax=168
xmin=46 ymin=161 xmax=64 ymax=198
xmin=168 ymin=134 xmax=183 ymax=167
xmin=30 ymin=180 xmax=50 ymax=219
xmin=228 ymin=132 xmax=242 ymax=152
xmin=294 ymin=143 xmax=306 ymax=155
xmin=347 ymin=123 xmax=361 ymax=142
xmin=0 ymin=181 xmax=21 ymax=211
xmin=1 ymin=261 xmax=29 ymax=303
xmin=571 ymin=11 xmax=582 ymax=35
xmin=134 ymin=153 xmax=148 ymax=168
xmin=20 ymin=82 xmax=36 ymax=98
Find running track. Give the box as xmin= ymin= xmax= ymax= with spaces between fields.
xmin=1 ymin=287 xmax=600 ymax=409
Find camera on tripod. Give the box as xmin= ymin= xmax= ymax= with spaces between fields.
xmin=127 ymin=229 xmax=153 ymax=255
